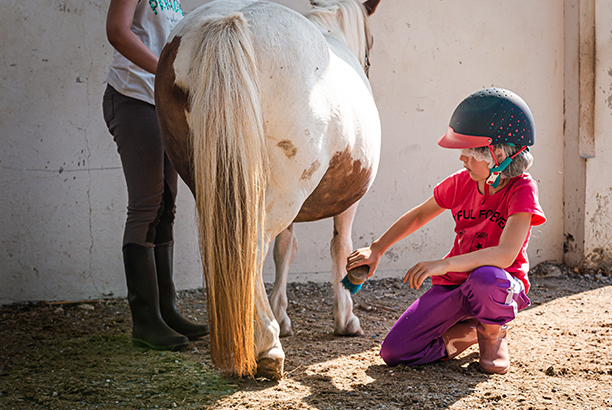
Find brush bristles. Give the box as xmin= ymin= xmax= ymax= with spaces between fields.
xmin=341 ymin=275 xmax=364 ymax=294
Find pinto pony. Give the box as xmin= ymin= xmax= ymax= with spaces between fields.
xmin=155 ymin=0 xmax=381 ymax=379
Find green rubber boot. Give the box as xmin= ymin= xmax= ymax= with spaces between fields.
xmin=123 ymin=243 xmax=189 ymax=351
xmin=154 ymin=243 xmax=209 ymax=340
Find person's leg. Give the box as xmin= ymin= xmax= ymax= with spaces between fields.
xmin=380 ymin=285 xmax=472 ymax=366
xmin=104 ymin=85 xmax=188 ymax=350
xmin=152 ymin=152 xmax=205 ymax=338
xmin=441 ymin=318 xmax=479 ymax=361
xmin=460 ymin=266 xmax=530 ymax=373
xmin=459 ymin=266 xmax=530 ymax=325
xmin=123 ymin=244 xmax=189 ymax=350
xmin=379 ymin=266 xmax=529 ymax=368
xmin=153 ymin=129 xmax=211 ymax=340
xmin=105 ymin=87 xmax=165 ymax=247
xmin=153 ymin=152 xmax=178 ymax=246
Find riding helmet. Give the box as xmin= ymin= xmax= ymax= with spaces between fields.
xmin=437 ymin=88 xmax=535 ymax=149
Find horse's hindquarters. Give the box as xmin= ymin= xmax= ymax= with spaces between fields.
xmin=294 ymin=148 xmax=374 ymax=222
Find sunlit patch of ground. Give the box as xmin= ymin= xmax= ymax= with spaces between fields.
xmin=2 ymin=270 xmax=611 ymax=409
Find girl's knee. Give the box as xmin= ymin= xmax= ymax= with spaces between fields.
xmin=463 ymin=267 xmax=526 ymax=322
xmin=463 ymin=266 xmax=515 ymax=306
xmin=379 ymin=340 xmax=401 ymax=366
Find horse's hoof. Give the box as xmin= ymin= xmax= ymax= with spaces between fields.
xmin=279 ymin=328 xmax=294 ymax=338
xmin=279 ymin=321 xmax=293 ymax=338
xmin=334 ymin=327 xmax=365 ymax=337
xmin=334 ymin=315 xmax=364 ymax=337
xmin=256 ymin=357 xmax=284 ymax=380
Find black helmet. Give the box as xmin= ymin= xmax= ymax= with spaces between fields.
xmin=438 ymin=88 xmax=535 ymax=149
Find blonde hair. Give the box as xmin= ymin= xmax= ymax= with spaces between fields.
xmin=461 ymin=144 xmax=533 ymax=178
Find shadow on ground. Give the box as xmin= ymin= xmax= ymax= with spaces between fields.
xmin=1 ymin=264 xmax=611 ymax=409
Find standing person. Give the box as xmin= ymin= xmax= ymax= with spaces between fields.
xmin=102 ymin=0 xmax=208 ymax=351
xmin=347 ymin=89 xmax=545 ymax=374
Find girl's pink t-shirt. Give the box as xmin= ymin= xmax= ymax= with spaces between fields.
xmin=433 ymin=169 xmax=546 ymax=292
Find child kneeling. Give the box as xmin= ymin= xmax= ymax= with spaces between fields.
xmin=347 ymin=89 xmax=546 ymax=374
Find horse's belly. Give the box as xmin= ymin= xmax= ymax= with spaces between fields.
xmin=294 ymin=148 xmax=373 ymax=222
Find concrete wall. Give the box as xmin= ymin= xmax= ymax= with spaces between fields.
xmin=0 ymin=0 xmax=571 ymax=304
xmin=585 ymin=0 xmax=612 ymax=268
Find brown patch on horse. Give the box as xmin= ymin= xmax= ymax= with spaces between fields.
xmin=155 ymin=36 xmax=195 ymax=194
xmin=277 ymin=140 xmax=298 ymax=159
xmin=295 ymin=149 xmax=373 ymax=222
xmin=300 ymin=160 xmax=320 ymax=180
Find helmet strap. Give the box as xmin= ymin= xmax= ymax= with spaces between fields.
xmin=485 ymin=145 xmax=503 ymax=188
xmin=483 ymin=146 xmax=528 ymax=201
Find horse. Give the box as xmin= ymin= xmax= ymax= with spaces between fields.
xmin=155 ymin=0 xmax=382 ymax=379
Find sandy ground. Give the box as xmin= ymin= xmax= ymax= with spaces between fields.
xmin=1 ymin=263 xmax=612 ymax=409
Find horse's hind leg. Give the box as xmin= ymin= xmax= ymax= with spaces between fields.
xmin=269 ymin=224 xmax=298 ymax=337
xmin=331 ymin=202 xmax=364 ymax=336
xmin=254 ymin=241 xmax=285 ymax=380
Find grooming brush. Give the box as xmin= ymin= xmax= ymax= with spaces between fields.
xmin=341 ymin=265 xmax=370 ymax=294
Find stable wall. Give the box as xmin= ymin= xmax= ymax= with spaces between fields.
xmin=1 ymin=0 xmax=567 ymax=304
xmin=584 ymin=0 xmax=612 ymax=268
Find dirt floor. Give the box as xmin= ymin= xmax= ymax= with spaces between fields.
xmin=1 ymin=263 xmax=612 ymax=409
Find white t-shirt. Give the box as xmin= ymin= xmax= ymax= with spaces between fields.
xmin=106 ymin=0 xmax=184 ymax=105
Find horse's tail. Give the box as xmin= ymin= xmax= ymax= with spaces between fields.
xmin=187 ymin=12 xmax=267 ymax=378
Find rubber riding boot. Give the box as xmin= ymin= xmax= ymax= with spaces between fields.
xmin=441 ymin=318 xmax=479 ymax=361
xmin=477 ymin=322 xmax=509 ymax=374
xmin=154 ymin=242 xmax=210 ymax=340
xmin=123 ymin=243 xmax=189 ymax=351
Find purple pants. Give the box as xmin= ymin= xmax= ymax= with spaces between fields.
xmin=380 ymin=266 xmax=530 ymax=366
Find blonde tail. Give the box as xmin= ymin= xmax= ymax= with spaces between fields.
xmin=187 ymin=12 xmax=268 ymax=378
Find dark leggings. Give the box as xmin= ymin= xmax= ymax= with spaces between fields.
xmin=103 ymin=84 xmax=177 ymax=247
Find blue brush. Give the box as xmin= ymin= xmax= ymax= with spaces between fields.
xmin=341 ymin=265 xmax=370 ymax=294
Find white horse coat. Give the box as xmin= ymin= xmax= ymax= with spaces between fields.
xmin=156 ymin=0 xmax=381 ymax=379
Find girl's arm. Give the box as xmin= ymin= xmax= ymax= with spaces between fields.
xmin=106 ymin=0 xmax=159 ymax=74
xmin=404 ymin=212 xmax=532 ymax=289
xmin=346 ymin=196 xmax=445 ymax=277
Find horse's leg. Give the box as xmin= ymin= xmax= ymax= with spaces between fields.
xmin=331 ymin=202 xmax=364 ymax=336
xmin=269 ymin=224 xmax=298 ymax=337
xmin=254 ymin=241 xmax=285 ymax=380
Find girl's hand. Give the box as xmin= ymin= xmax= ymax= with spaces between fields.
xmin=346 ymin=246 xmax=381 ymax=279
xmin=403 ymin=259 xmax=449 ymax=290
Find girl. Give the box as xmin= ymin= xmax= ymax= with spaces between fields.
xmin=347 ymin=88 xmax=546 ymax=374
xmin=103 ymin=0 xmax=208 ymax=350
